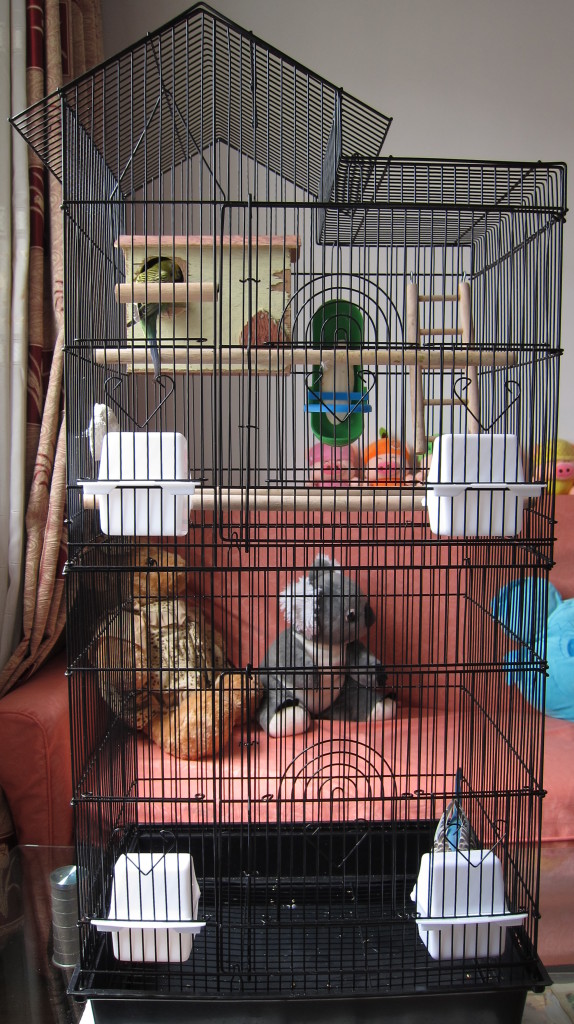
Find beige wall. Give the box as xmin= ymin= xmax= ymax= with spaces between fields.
xmin=102 ymin=0 xmax=574 ymax=441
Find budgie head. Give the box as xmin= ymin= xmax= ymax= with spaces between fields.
xmin=135 ymin=255 xmax=184 ymax=286
xmin=135 ymin=256 xmax=184 ymax=328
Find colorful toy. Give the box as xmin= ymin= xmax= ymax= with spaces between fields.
xmin=491 ymin=577 xmax=574 ymax=721
xmin=95 ymin=546 xmax=261 ymax=758
xmin=364 ymin=428 xmax=413 ymax=486
xmin=535 ymin=439 xmax=574 ymax=494
xmin=306 ymin=300 xmax=371 ymax=447
xmin=554 ymin=439 xmax=574 ymax=494
xmin=307 ymin=441 xmax=361 ymax=486
xmin=257 ymin=554 xmax=395 ymax=736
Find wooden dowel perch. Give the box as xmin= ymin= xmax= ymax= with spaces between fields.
xmin=459 ymin=280 xmax=481 ymax=433
xmin=115 ymin=282 xmax=215 ymax=305
xmin=81 ymin=486 xmax=426 ymax=515
xmin=93 ymin=346 xmax=517 ymax=374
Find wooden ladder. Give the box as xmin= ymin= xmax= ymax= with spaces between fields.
xmin=407 ymin=280 xmax=480 ymax=459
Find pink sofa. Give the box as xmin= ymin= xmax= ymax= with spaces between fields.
xmin=531 ymin=495 xmax=574 ymax=969
xmin=0 ymin=497 xmax=572 ymax=966
xmin=0 ymin=649 xmax=72 ymax=846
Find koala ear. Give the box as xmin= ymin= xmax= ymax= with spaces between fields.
xmin=313 ymin=553 xmax=332 ymax=569
xmin=364 ymin=603 xmax=375 ymax=629
xmin=311 ymin=552 xmax=340 ymax=570
xmin=307 ymin=554 xmax=327 ymax=592
xmin=280 ymin=575 xmax=317 ymax=635
xmin=279 ymin=582 xmax=292 ymax=622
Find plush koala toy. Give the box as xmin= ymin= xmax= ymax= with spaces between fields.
xmin=257 ymin=554 xmax=395 ymax=736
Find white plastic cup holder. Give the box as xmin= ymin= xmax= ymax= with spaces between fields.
xmin=81 ymin=431 xmax=194 ymax=537
xmin=425 ymin=433 xmax=544 ymax=537
xmin=411 ymin=849 xmax=527 ymax=960
xmin=92 ymin=852 xmax=205 ymax=963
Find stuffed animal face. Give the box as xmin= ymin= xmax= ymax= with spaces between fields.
xmin=131 ymin=545 xmax=187 ymax=600
xmin=307 ymin=443 xmax=360 ymax=486
xmin=279 ymin=554 xmax=374 ymax=643
xmin=364 ymin=431 xmax=413 ymax=486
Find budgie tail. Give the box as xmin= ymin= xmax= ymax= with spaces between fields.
xmin=134 ymin=255 xmax=184 ymax=381
xmin=140 ymin=307 xmax=161 ymax=380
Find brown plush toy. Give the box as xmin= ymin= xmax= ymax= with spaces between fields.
xmin=96 ymin=546 xmax=259 ymax=760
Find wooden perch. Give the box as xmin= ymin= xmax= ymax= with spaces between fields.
xmin=115 ymin=282 xmax=215 ymax=305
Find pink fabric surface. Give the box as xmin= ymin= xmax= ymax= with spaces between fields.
xmin=542 ymin=497 xmax=574 ymax=843
xmin=550 ymin=495 xmax=574 ymax=600
xmin=538 ymin=841 xmax=574 ymax=966
xmin=136 ymin=708 xmax=460 ymax=826
xmin=541 ymin=716 xmax=574 ymax=843
xmin=538 ymin=496 xmax=574 ymax=964
xmin=0 ymin=651 xmax=73 ymax=845
xmin=134 ymin=707 xmax=574 ymax=833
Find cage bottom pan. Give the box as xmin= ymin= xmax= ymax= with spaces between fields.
xmin=71 ymin=823 xmax=548 ymax=1017
xmin=87 ymin=990 xmax=532 ymax=1024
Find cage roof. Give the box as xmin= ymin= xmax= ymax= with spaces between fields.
xmin=320 ymin=156 xmax=567 ymax=246
xmin=11 ymin=2 xmax=392 ymax=199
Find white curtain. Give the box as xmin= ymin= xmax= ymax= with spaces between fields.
xmin=0 ymin=0 xmax=29 ymax=671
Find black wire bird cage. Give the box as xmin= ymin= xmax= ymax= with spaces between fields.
xmin=12 ymin=4 xmax=567 ymax=1022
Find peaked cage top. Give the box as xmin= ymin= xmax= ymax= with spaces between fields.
xmin=10 ymin=1 xmax=392 ymax=202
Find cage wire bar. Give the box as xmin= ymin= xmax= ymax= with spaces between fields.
xmin=11 ymin=3 xmax=567 ymax=1020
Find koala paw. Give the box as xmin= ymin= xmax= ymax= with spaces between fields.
xmin=369 ymin=697 xmax=396 ymax=723
xmin=267 ymin=704 xmax=311 ymax=737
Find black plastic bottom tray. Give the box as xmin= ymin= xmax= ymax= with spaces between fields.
xmin=70 ymin=822 xmax=548 ymax=1014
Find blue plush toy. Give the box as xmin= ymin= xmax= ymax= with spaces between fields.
xmin=491 ymin=577 xmax=574 ymax=721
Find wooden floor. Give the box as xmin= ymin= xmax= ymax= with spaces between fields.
xmin=523 ymin=983 xmax=574 ymax=1023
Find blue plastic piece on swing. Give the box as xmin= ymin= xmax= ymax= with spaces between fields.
xmin=305 ymin=391 xmax=372 ymax=415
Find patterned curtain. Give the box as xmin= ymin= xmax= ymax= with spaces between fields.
xmin=0 ymin=7 xmax=103 ymax=1013
xmin=0 ymin=0 xmax=103 ymax=693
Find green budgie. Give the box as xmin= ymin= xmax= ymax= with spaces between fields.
xmin=134 ymin=256 xmax=184 ymax=380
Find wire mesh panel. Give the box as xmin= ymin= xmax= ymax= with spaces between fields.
xmin=11 ymin=2 xmax=567 ymax=1014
